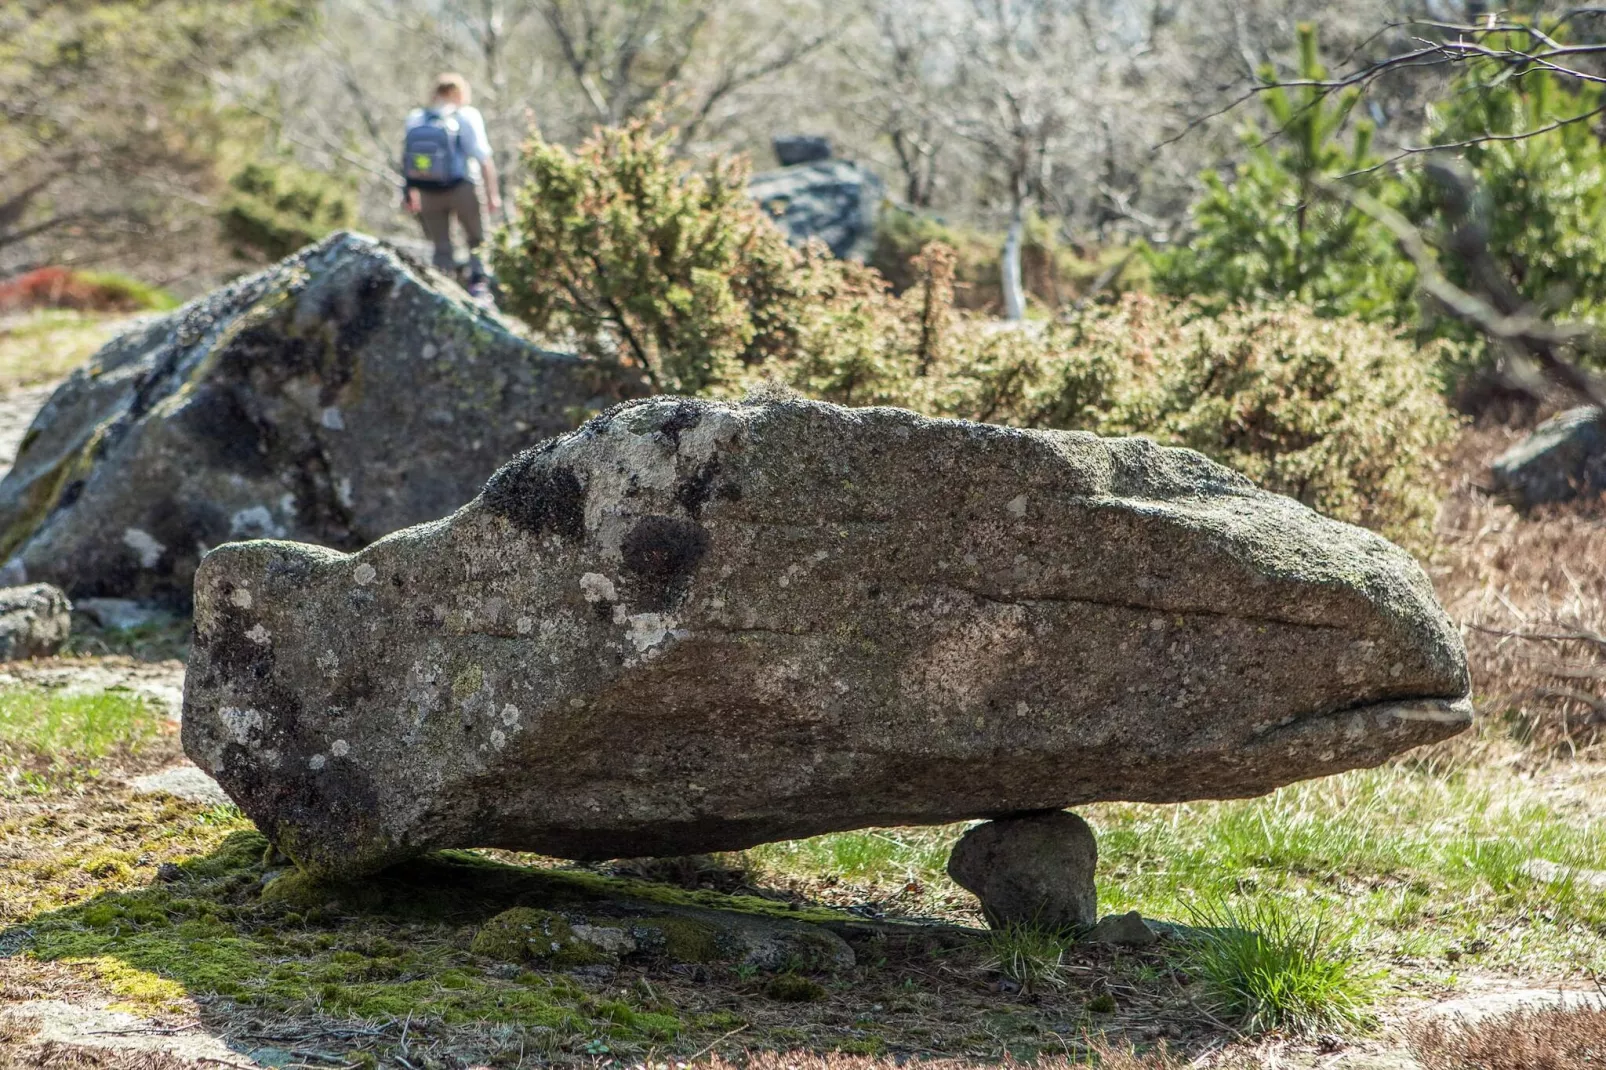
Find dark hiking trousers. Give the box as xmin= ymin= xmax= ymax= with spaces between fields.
xmin=417 ymin=181 xmax=484 ymax=277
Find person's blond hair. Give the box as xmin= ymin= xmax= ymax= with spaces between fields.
xmin=432 ymin=73 xmax=469 ymax=101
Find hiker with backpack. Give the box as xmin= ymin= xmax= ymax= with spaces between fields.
xmin=401 ymin=73 xmax=502 ymax=292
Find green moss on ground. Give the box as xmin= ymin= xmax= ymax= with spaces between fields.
xmin=27 ymin=676 xmax=1544 ymax=1063
xmin=20 ymin=830 xmax=662 ymax=1037
xmin=470 ymin=907 xmax=612 ymax=967
xmin=764 ymin=974 xmax=827 ymax=1002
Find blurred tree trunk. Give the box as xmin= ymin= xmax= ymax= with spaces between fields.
xmin=1001 ymin=190 xmax=1027 ymax=321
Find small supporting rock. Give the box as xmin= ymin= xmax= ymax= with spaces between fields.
xmin=946 ymin=810 xmax=1097 ymax=931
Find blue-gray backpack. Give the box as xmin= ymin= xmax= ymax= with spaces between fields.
xmin=402 ymin=109 xmax=467 ymax=188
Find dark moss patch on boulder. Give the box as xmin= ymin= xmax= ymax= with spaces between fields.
xmin=482 ymin=450 xmax=588 ymax=540
xmin=620 ymin=514 xmax=709 ymax=609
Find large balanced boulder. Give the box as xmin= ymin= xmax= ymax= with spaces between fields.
xmin=1489 ymin=406 xmax=1605 ymax=509
xmin=0 ymin=231 xmax=640 ymax=606
xmin=182 ymin=397 xmax=1472 ymax=879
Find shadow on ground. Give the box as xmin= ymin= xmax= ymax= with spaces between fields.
xmin=2 ymin=831 xmax=1223 ymax=1066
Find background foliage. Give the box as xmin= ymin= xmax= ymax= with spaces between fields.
xmin=494 ymin=114 xmax=1458 ymax=541
xmin=0 ymin=0 xmax=318 ymax=284
xmin=1149 ymin=26 xmax=1418 ymax=322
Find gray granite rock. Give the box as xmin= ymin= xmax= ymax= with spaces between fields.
xmin=0 ymin=583 xmax=70 ymax=660
xmin=1489 ymin=406 xmax=1606 ymax=509
xmin=0 ymin=231 xmax=642 ymax=607
xmin=182 ymin=396 xmax=1472 ymax=879
xmin=1084 ymin=910 xmax=1158 ymax=947
xmin=750 ymin=159 xmax=883 ymax=260
xmin=130 ymin=765 xmax=232 ymax=807
xmin=948 ymin=812 xmax=1099 ymax=931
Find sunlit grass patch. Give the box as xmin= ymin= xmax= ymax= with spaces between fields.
xmin=741 ymin=752 xmax=1606 ymax=980
xmin=1180 ymin=895 xmax=1377 ymax=1034
xmin=0 ymin=310 xmax=128 ymax=391
xmin=0 ymin=685 xmax=163 ymax=759
xmin=744 ymin=824 xmax=955 ymax=887
xmin=1091 ymin=759 xmax=1606 ymax=973
xmin=0 ymin=685 xmax=167 ymax=796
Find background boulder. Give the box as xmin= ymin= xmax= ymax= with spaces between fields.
xmin=183 ymin=397 xmax=1471 ymax=879
xmin=0 ymin=232 xmax=642 ymax=606
xmin=750 ymin=159 xmax=884 ymax=260
xmin=0 ymin=583 xmax=70 ymax=660
xmin=1489 ymin=406 xmax=1606 ymax=509
xmin=772 ymin=135 xmax=834 ymax=167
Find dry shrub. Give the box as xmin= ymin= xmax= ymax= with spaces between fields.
xmin=1408 ymin=1005 xmax=1606 ymax=1070
xmin=494 ymin=114 xmax=1456 ymax=543
xmin=876 ymin=295 xmax=1458 ymax=543
xmin=0 ymin=268 xmax=171 ymax=314
xmin=1434 ymin=426 xmax=1606 ymax=748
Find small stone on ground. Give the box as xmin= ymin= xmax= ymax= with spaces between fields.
xmin=1084 ymin=910 xmax=1158 ymax=947
xmin=0 ymin=582 xmax=70 ymax=660
xmin=131 ymin=764 xmax=232 ymax=806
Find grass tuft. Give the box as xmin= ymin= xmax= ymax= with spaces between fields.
xmin=1181 ymin=895 xmax=1377 ymax=1035
xmin=984 ymin=923 xmax=1072 ymax=995
xmin=0 ymin=685 xmax=165 ymax=796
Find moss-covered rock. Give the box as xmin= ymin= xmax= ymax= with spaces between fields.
xmin=633 ymin=916 xmax=724 ymax=963
xmin=0 ymin=231 xmax=644 ymax=606
xmin=186 ymin=396 xmax=1471 ymax=887
xmin=471 ymin=907 xmax=615 ymax=967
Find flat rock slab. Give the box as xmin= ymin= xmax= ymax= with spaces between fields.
xmin=1519 ymin=858 xmax=1606 ymax=892
xmin=183 ymin=397 xmax=1471 ymax=878
xmin=0 ymin=231 xmax=641 ymax=606
xmin=1412 ymin=986 xmax=1606 ymax=1023
xmin=0 ymin=658 xmax=185 ymax=718
xmin=0 ymin=999 xmax=273 ymax=1068
xmin=131 ymin=764 xmax=233 ymax=807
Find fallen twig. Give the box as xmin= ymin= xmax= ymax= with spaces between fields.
xmin=685 ymin=1024 xmax=747 ymax=1061
xmin=1466 ymin=621 xmax=1606 ymax=650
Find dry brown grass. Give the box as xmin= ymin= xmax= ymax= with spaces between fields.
xmin=1407 ymin=1005 xmax=1606 ymax=1070
xmin=0 ymin=312 xmax=125 ymax=393
xmin=1432 ymin=424 xmax=1606 ymax=750
xmin=700 ymin=1044 xmax=1232 ymax=1070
